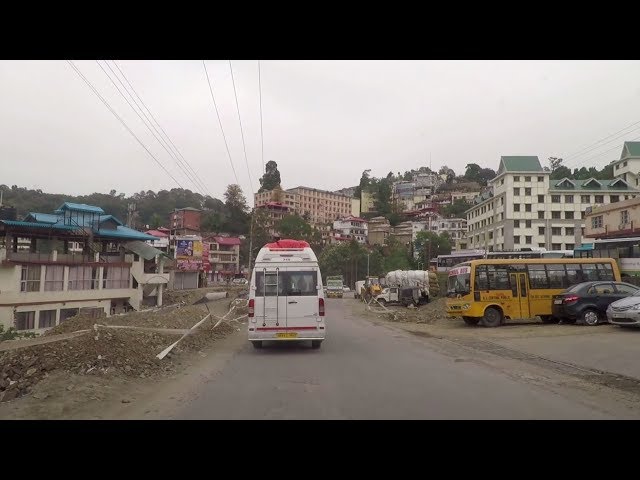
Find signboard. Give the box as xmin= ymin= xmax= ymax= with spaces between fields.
xmin=449 ymin=266 xmax=471 ymax=276
xmin=175 ymin=237 xmax=203 ymax=271
xmin=201 ymin=242 xmax=211 ymax=272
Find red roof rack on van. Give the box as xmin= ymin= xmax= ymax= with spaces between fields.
xmin=265 ymin=239 xmax=310 ymax=250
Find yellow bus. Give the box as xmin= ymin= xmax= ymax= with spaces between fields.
xmin=445 ymin=258 xmax=621 ymax=327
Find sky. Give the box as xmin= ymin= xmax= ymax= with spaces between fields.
xmin=2 ymin=60 xmax=640 ymax=202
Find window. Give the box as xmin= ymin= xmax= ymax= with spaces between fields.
xmin=591 ymin=216 xmax=603 ymax=229
xmin=525 ymin=236 xmax=532 ymax=244
xmin=537 ymin=195 xmax=544 ymax=203
xmin=103 ymin=267 xmax=130 ymax=289
xmin=474 ymin=265 xmax=489 ymax=290
xmin=500 ymin=213 xmax=504 ymax=221
xmin=68 ymin=266 xmax=98 ymax=290
xmin=566 ymin=227 xmax=574 ymax=236
xmin=38 ymin=310 xmax=57 ymax=329
xmin=525 ymin=188 xmax=531 ymax=196
xmin=552 ymin=227 xmax=562 ymax=236
xmin=539 ymin=243 xmax=546 ymax=248
xmin=565 ymin=211 xmax=574 ymax=220
xmin=524 ymin=176 xmax=531 ymax=182
xmin=552 ymin=243 xmax=562 ymax=250
xmin=565 ymin=243 xmax=574 ymax=250
xmin=20 ymin=265 xmax=41 ymax=292
xmin=597 ymin=263 xmax=615 ymax=281
xmin=489 ymin=231 xmax=493 ymax=240
xmin=15 ymin=311 xmax=35 ymax=330
xmin=256 ymin=271 xmax=318 ymax=296
xmin=527 ymin=265 xmax=548 ymax=289
xmin=551 ymin=195 xmax=561 ymax=203
xmin=538 ymin=176 xmax=544 ymax=182
xmin=514 ymin=176 xmax=520 ymax=182
xmin=611 ymin=195 xmax=620 ymax=203
xmin=500 ymin=179 xmax=504 ymax=185
xmin=551 ymin=211 xmax=561 ymax=219
xmin=514 ymin=236 xmax=520 ymax=244
xmin=514 ymin=188 xmax=520 ymax=195
xmin=624 ymin=161 xmax=628 ymax=167
xmin=486 ymin=265 xmax=510 ymax=290
xmin=45 ymin=265 xmax=64 ymax=291
xmin=514 ymin=204 xmax=520 ymax=212
xmin=501 ymin=197 xmax=504 ymax=206
xmin=538 ymin=211 xmax=545 ymax=219
xmin=595 ymin=195 xmax=604 ymax=203
xmin=621 ymin=210 xmax=630 ymax=225
xmin=60 ymin=308 xmax=79 ymax=322
xmin=514 ymin=220 xmax=520 ymax=228
xmin=525 ymin=204 xmax=531 ymax=212
xmin=616 ymin=164 xmax=620 ymax=170
xmin=616 ymin=283 xmax=638 ymax=295
xmin=539 ymin=227 xmax=545 ymax=235
xmin=581 ymin=195 xmax=590 ymax=203
xmin=547 ymin=264 xmax=567 ymax=288
xmin=588 ymin=283 xmax=616 ymax=295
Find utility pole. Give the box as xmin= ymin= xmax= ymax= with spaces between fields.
xmin=248 ymin=209 xmax=255 ymax=275
xmin=367 ymin=253 xmax=370 ymax=277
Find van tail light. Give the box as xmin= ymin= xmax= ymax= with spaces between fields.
xmin=564 ymin=295 xmax=580 ymax=304
xmin=248 ymin=299 xmax=255 ymax=317
xmin=319 ymin=298 xmax=325 ymax=316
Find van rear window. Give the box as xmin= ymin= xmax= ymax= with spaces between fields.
xmin=255 ymin=271 xmax=317 ymax=296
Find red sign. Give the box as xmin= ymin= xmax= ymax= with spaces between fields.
xmin=202 ymin=242 xmax=211 ymax=272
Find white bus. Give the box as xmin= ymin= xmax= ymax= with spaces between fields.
xmin=248 ymin=239 xmax=326 ymax=349
xmin=575 ymin=238 xmax=640 ymax=279
xmin=436 ymin=248 xmax=573 ymax=272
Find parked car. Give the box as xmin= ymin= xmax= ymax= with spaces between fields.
xmin=552 ymin=281 xmax=640 ymax=326
xmin=232 ymin=278 xmax=248 ymax=285
xmin=607 ymin=289 xmax=640 ymax=327
xmin=343 ymin=285 xmax=350 ymax=293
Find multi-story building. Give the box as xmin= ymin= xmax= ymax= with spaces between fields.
xmin=584 ymin=196 xmax=640 ymax=239
xmin=331 ymin=216 xmax=368 ymax=244
xmin=255 ymin=186 xmax=353 ymax=226
xmin=145 ymin=229 xmax=170 ymax=253
xmin=409 ymin=216 xmax=467 ymax=242
xmin=255 ymin=202 xmax=294 ymax=238
xmin=0 ymin=202 xmax=170 ymax=331
xmin=466 ymin=156 xmax=639 ymax=251
xmin=169 ymin=207 xmax=201 ymax=236
xmin=206 ymin=236 xmax=241 ymax=281
xmin=360 ymin=190 xmax=376 ymax=214
xmin=391 ymin=221 xmax=414 ymax=246
xmin=451 ymin=191 xmax=480 ymax=203
xmin=367 ymin=216 xmax=391 ymax=246
xmin=611 ymin=141 xmax=640 ymax=187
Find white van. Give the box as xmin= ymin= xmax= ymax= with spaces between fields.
xmin=248 ymin=239 xmax=326 ymax=349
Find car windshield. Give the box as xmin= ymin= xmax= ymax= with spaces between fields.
xmin=447 ymin=265 xmax=471 ymax=297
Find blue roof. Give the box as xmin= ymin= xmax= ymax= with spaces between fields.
xmin=56 ymin=202 xmax=105 ymax=214
xmin=93 ymin=226 xmax=157 ymax=241
xmin=95 ymin=215 xmax=124 ymax=226
xmin=25 ymin=213 xmax=60 ymax=224
xmin=1 ymin=220 xmax=76 ymax=230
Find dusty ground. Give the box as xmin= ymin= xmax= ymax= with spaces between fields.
xmin=355 ymin=296 xmax=622 ymax=341
xmin=0 ymin=287 xmax=247 ymax=416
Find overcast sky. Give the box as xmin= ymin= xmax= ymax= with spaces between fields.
xmin=2 ymin=60 xmax=640 ymax=202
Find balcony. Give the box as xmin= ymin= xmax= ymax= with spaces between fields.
xmin=3 ymin=250 xmax=132 ymax=265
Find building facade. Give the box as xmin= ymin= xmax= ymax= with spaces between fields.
xmin=331 ymin=216 xmax=368 ymax=244
xmin=207 ymin=236 xmax=241 ymax=281
xmin=367 ymin=216 xmax=391 ymax=246
xmin=611 ymin=141 xmax=640 ymax=187
xmin=169 ymin=207 xmax=201 ymax=236
xmin=466 ymin=156 xmax=639 ymax=251
xmin=0 ymin=203 xmax=169 ymax=331
xmin=584 ymin=196 xmax=640 ymax=239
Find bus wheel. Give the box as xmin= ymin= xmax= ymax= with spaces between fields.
xmin=463 ymin=317 xmax=480 ymax=326
xmin=251 ymin=341 xmax=263 ymax=349
xmin=311 ymin=340 xmax=322 ymax=349
xmin=481 ymin=307 xmax=503 ymax=328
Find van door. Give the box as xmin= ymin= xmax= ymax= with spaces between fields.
xmin=255 ymin=268 xmax=287 ymax=330
xmin=284 ymin=267 xmax=320 ymax=331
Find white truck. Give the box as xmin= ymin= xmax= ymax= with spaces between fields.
xmin=375 ymin=270 xmax=430 ymax=307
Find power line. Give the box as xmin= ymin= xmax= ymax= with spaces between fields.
xmin=112 ymin=61 xmax=211 ymax=197
xmin=66 ymin=61 xmax=184 ymax=189
xmin=229 ymin=60 xmax=255 ymax=194
xmin=575 ymin=133 xmax=640 ymax=168
xmin=202 ymin=60 xmax=240 ymax=186
xmin=258 ymin=60 xmax=265 ymax=176
xmin=96 ymin=60 xmax=206 ymax=196
xmin=563 ymin=120 xmax=640 ymax=169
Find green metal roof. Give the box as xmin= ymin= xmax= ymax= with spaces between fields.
xmin=621 ymin=141 xmax=640 ymax=158
xmin=498 ymin=156 xmax=543 ymax=173
xmin=56 ymin=202 xmax=105 ymax=214
xmin=549 ymin=178 xmax=636 ymax=191
xmin=124 ymin=240 xmax=169 ymax=260
xmin=0 ymin=220 xmax=76 ymax=230
xmin=25 ymin=213 xmax=60 ymax=224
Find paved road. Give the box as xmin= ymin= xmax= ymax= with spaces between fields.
xmin=173 ymin=299 xmax=630 ymax=419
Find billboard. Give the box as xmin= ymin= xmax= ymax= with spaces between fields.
xmin=176 ymin=237 xmax=203 ymax=271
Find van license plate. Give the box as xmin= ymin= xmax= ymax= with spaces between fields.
xmin=276 ymin=332 xmax=298 ymax=338
xmin=553 ymin=299 xmax=563 ymax=305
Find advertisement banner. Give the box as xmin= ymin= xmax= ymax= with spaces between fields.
xmin=177 ymin=259 xmax=201 ymax=271
xmin=176 ymin=240 xmax=194 ymax=259
xmin=201 ymin=242 xmax=211 ymax=272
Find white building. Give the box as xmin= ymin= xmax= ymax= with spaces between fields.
xmin=466 ymin=156 xmax=639 ymax=251
xmin=611 ymin=141 xmax=640 ymax=187
xmin=410 ymin=217 xmax=467 ymax=241
xmin=331 ymin=216 xmax=368 ymax=244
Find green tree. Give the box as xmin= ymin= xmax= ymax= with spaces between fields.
xmin=276 ymin=214 xmax=323 ymax=252
xmin=353 ymin=169 xmax=371 ymax=199
xmin=222 ymin=184 xmax=249 ymax=234
xmin=443 ymin=198 xmax=471 ymax=217
xmin=258 ymin=160 xmax=282 ymax=192
xmin=414 ymin=231 xmax=451 ymax=265
xmin=382 ymin=237 xmax=412 ymax=272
